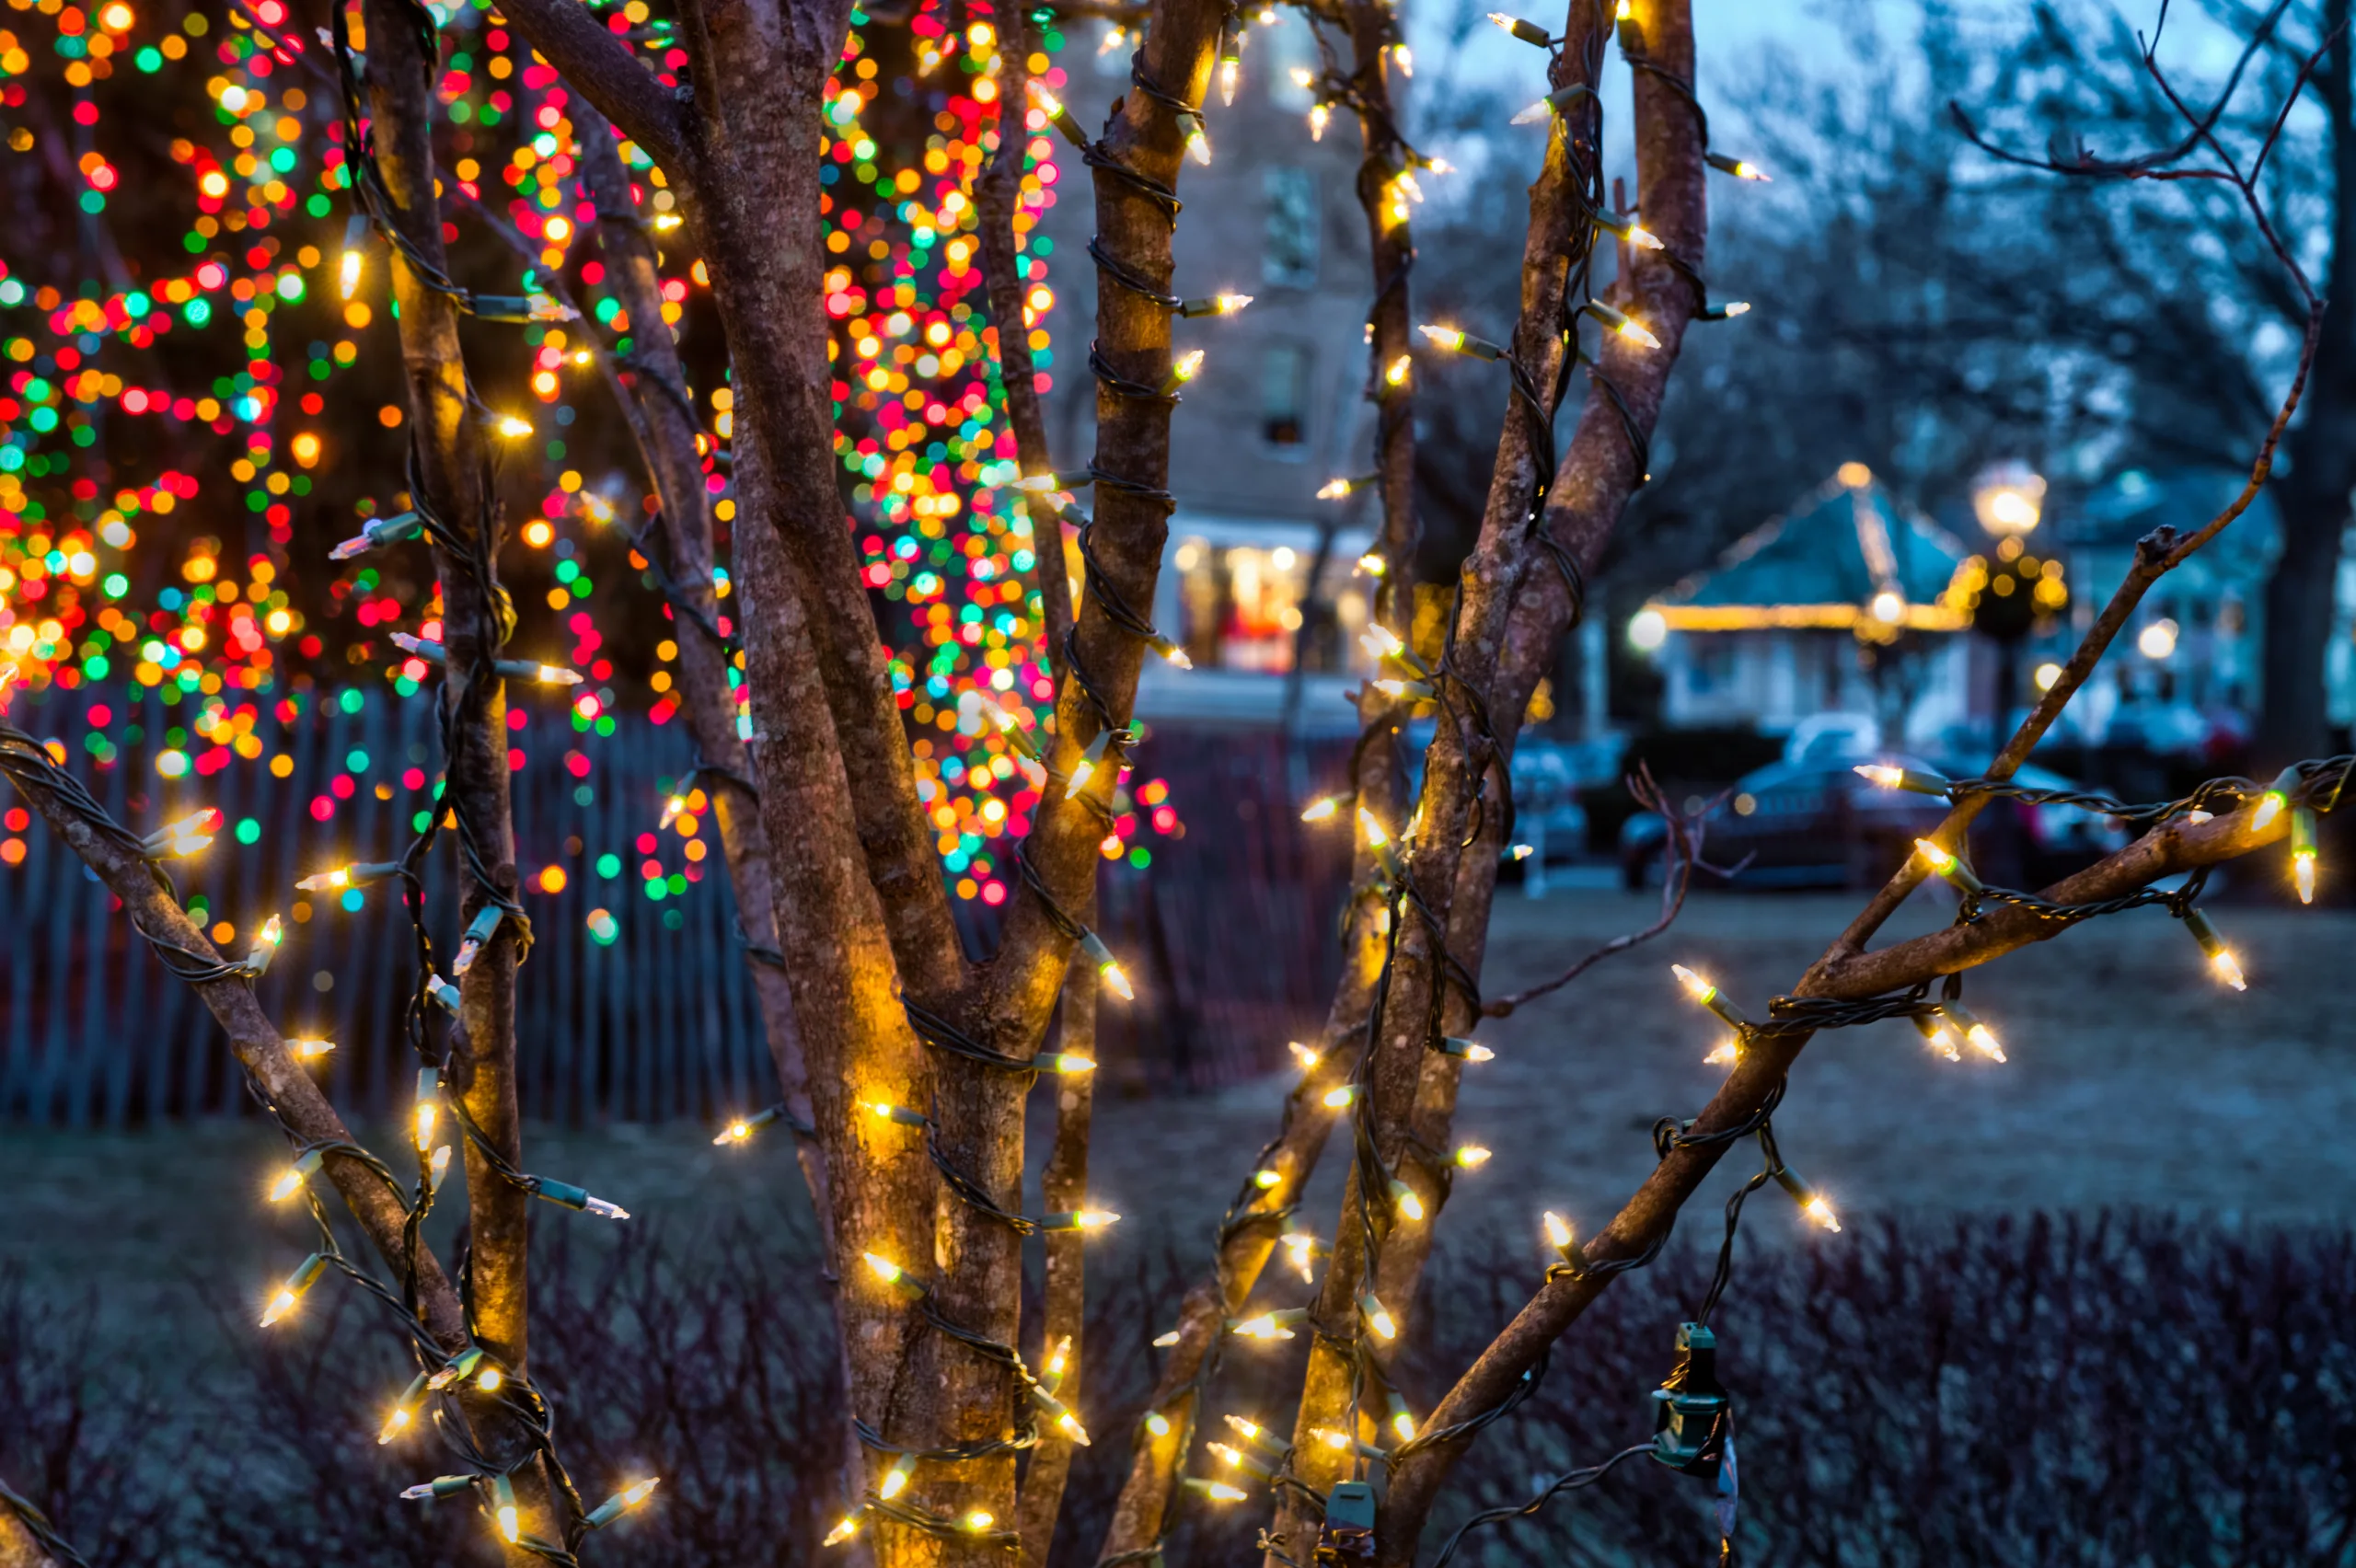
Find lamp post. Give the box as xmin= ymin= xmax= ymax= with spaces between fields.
xmin=1969 ymin=463 xmax=2049 ymax=745
xmin=1972 ymin=464 xmax=2046 ymax=542
xmin=1965 ymin=463 xmax=2060 ymax=886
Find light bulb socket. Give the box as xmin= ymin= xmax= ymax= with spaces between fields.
xmin=1922 ymin=845 xmax=1984 ymax=894
xmin=1773 ymin=1168 xmax=1814 ymax=1205
xmin=531 ymin=1179 xmax=591 ymax=1212
xmin=2182 ymin=906 xmax=2229 ymax=961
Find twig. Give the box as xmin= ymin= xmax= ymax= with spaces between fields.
xmin=1013 ymin=956 xmax=1099 ymax=1566
xmin=1482 ymin=768 xmax=1725 ymax=1019
xmin=1946 ymin=0 xmax=2293 ymax=180
xmin=1371 ymin=9 xmax=2334 ymax=1558
xmin=974 ymin=0 xmax=1077 ymax=668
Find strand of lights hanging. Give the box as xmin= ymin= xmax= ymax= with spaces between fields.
xmin=0 ymin=0 xmax=755 ymax=957
xmin=0 ymin=0 xmax=1188 ymax=962
xmin=1195 ymin=5 xmax=1794 ymax=1559
xmin=0 ymin=718 xmax=658 ymax=1559
xmin=821 ymin=0 xmax=1196 ymax=915
xmin=0 ymin=0 xmax=722 ymax=1545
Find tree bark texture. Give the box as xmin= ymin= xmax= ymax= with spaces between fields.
xmin=0 ymin=742 xmax=471 ymax=1355
xmin=1014 ymin=960 xmax=1098 ymax=1568
xmin=953 ymin=4 xmax=1227 ymax=1556
xmin=572 ymin=103 xmax=834 ymax=1230
xmin=1267 ymin=8 xmax=1611 ymax=1551
xmin=978 ymin=0 xmax=1226 ymax=1028
xmin=682 ymin=0 xmax=968 ymax=996
xmin=358 ymin=5 xmax=539 ymax=1537
xmin=483 ymin=0 xmax=1039 ymax=1556
xmin=1496 ymin=0 xmax=1709 ymax=716
xmin=1342 ymin=0 xmax=1418 ymax=595
xmin=1085 ymin=9 xmax=1428 ymax=1557
xmin=729 ymin=428 xmax=941 ymax=1556
xmin=2259 ymin=0 xmax=2354 ymax=763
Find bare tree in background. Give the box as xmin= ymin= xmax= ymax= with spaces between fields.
xmin=5 ymin=5 xmax=2352 ymax=1568
xmin=1634 ymin=0 xmax=2355 ymax=756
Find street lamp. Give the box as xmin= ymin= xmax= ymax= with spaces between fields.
xmin=1961 ymin=462 xmax=2062 ymax=884
xmin=1964 ymin=465 xmax=2056 ymax=703
xmin=1972 ymin=463 xmax=2045 ymax=539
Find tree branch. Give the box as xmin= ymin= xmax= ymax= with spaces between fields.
xmin=357 ymin=5 xmax=542 ymax=1545
xmin=1014 ymin=960 xmax=1099 ymax=1567
xmin=0 ymin=730 xmax=471 ymax=1358
xmin=567 ymin=102 xmax=837 ymax=1235
xmin=727 ymin=432 xmax=941 ymax=1558
xmin=474 ymin=0 xmax=696 ymax=174
xmin=1376 ymin=0 xmax=2333 ymax=1514
xmin=1946 ymin=0 xmax=2293 ymax=179
xmin=1373 ymin=752 xmax=2311 ymax=1562
xmin=979 ymin=0 xmax=1227 ymax=1028
xmin=680 ymin=0 xmax=970 ymax=1004
xmin=1087 ymin=1017 xmax=1368 ymax=1565
xmin=975 ymin=1 xmax=1078 ymax=664
xmin=1338 ymin=0 xmax=1420 ymax=600
xmin=1482 ymin=770 xmax=1716 ymax=1018
xmin=1271 ymin=1 xmax=1676 ymax=1552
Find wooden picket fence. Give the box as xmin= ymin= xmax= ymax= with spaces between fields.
xmin=0 ymin=686 xmax=1350 ymax=1125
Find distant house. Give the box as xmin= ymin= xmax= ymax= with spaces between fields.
xmin=2050 ymin=467 xmax=2356 ymax=751
xmin=1638 ymin=465 xmax=1975 ymax=747
xmin=1032 ymin=17 xmax=1386 ymax=734
xmin=2042 ymin=469 xmax=2277 ymax=752
xmin=1135 ymin=513 xmax=1378 ymax=732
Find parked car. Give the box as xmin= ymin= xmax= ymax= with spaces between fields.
xmin=1618 ymin=752 xmax=1950 ymax=889
xmin=1401 ymin=727 xmax=1595 ymax=866
xmin=1930 ymin=757 xmax=2132 ymax=886
xmin=1620 ymin=732 xmax=2131 ymax=890
xmin=1505 ymin=743 xmax=1590 ymax=865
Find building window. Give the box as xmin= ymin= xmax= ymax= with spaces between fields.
xmin=1091 ymin=19 xmax=1128 ymax=74
xmin=1262 ymin=344 xmax=1310 ymax=450
xmin=1263 ymin=166 xmax=1319 ymax=290
xmin=1171 ymin=536 xmax=1374 ymax=675
xmin=1265 ymin=17 xmax=1316 ymax=109
xmin=1688 ymin=635 xmax=1736 ymax=696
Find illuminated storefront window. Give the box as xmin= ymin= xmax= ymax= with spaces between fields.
xmin=1162 ymin=522 xmax=1375 ymax=676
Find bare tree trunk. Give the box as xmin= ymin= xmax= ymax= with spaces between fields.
xmin=679 ymin=0 xmax=968 ymax=994
xmin=730 ymin=428 xmax=938 ymax=1559
xmin=2260 ymin=467 xmax=2351 ymax=760
xmin=1266 ymin=7 xmax=1607 ymax=1548
xmin=0 ymin=1486 xmax=74 ymax=1568
xmin=1014 ymin=959 xmax=1098 ymax=1567
xmin=0 ymin=753 xmax=476 ymax=1353
xmin=572 ymin=102 xmax=835 ymax=1229
xmin=975 ymin=3 xmax=1078 ymax=661
xmin=358 ymin=0 xmax=543 ymax=1545
xmin=1343 ymin=0 xmax=1418 ymax=595
xmin=2259 ymin=0 xmax=2355 ymax=762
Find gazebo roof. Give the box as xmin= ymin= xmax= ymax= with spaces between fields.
xmin=2061 ymin=468 xmax=2280 ymax=578
xmin=1651 ymin=466 xmax=1971 ymax=632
